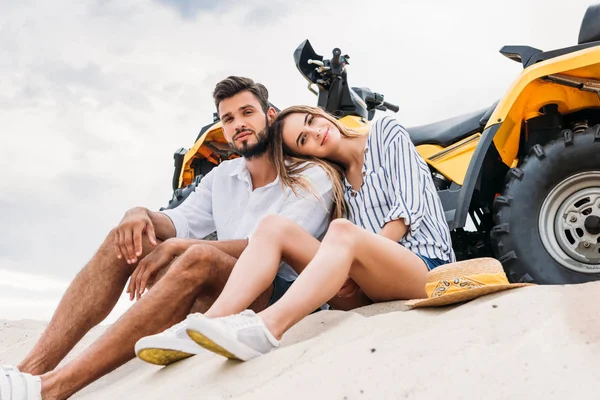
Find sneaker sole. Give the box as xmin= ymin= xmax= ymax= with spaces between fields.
xmin=186 ymin=319 xmax=261 ymax=361
xmin=186 ymin=330 xmax=241 ymax=360
xmin=135 ymin=335 xmax=202 ymax=366
xmin=136 ymin=348 xmax=195 ymax=366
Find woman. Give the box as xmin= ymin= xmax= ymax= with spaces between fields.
xmin=176 ymin=106 xmax=454 ymax=361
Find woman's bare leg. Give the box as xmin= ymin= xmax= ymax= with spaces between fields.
xmin=260 ymin=219 xmax=428 ymax=339
xmin=204 ymin=215 xmax=321 ymax=318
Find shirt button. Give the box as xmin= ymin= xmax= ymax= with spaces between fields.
xmin=364 ymin=148 xmax=369 ymax=154
xmin=351 ymin=192 xmax=357 ymax=197
xmin=362 ymin=171 xmax=367 ymax=177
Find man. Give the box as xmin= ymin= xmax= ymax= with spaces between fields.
xmin=0 ymin=76 xmax=333 ymax=400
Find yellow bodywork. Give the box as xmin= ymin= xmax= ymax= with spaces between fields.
xmin=337 ymin=115 xmax=371 ymax=134
xmin=415 ymin=45 xmax=600 ymax=184
xmin=416 ymin=134 xmax=481 ymax=186
xmin=487 ymin=46 xmax=600 ymax=167
xmin=179 ymin=121 xmax=227 ymax=188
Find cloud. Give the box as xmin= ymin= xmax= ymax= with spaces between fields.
xmin=155 ymin=0 xmax=224 ymax=18
xmin=154 ymin=0 xmax=290 ymax=22
xmin=242 ymin=3 xmax=290 ymax=25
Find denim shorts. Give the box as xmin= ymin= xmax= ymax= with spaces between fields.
xmin=268 ymin=275 xmax=294 ymax=306
xmin=418 ymin=255 xmax=449 ymax=271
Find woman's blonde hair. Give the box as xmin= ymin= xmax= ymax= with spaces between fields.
xmin=268 ymin=105 xmax=363 ymax=220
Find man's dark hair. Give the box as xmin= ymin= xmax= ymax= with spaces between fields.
xmin=213 ymin=76 xmax=269 ymax=114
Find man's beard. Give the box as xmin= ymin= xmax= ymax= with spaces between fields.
xmin=229 ymin=118 xmax=270 ymax=159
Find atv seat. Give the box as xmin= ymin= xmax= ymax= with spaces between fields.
xmin=407 ymin=108 xmax=488 ymax=147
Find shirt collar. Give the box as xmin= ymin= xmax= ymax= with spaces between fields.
xmin=228 ymin=159 xmax=281 ymax=189
xmin=343 ymin=137 xmax=370 ymax=192
xmin=228 ymin=158 xmax=247 ymax=178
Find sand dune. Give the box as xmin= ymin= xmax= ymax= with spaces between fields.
xmin=2 ymin=282 xmax=600 ymax=399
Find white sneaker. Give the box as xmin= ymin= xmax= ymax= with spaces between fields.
xmin=0 ymin=366 xmax=41 ymax=400
xmin=186 ymin=310 xmax=279 ymax=361
xmin=135 ymin=315 xmax=206 ymax=366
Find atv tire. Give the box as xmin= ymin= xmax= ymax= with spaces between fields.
xmin=492 ymin=125 xmax=600 ymax=284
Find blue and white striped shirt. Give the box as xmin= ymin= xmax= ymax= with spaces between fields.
xmin=344 ymin=117 xmax=455 ymax=262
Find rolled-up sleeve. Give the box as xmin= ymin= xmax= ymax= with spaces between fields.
xmin=277 ymin=164 xmax=334 ymax=238
xmin=380 ymin=117 xmax=427 ymax=234
xmin=160 ymin=169 xmax=217 ymax=239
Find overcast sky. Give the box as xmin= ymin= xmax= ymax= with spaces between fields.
xmin=0 ymin=0 xmax=595 ymax=321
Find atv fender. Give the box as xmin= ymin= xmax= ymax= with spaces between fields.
xmin=452 ymin=124 xmax=500 ymax=230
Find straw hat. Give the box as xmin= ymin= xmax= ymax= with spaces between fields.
xmin=405 ymin=257 xmax=534 ymax=309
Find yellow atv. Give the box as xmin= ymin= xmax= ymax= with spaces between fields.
xmin=448 ymin=3 xmax=600 ymax=285
xmin=165 ymin=4 xmax=600 ymax=285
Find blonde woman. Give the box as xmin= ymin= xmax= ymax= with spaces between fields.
xmin=147 ymin=106 xmax=455 ymax=362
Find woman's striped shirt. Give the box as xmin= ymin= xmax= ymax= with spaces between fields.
xmin=344 ymin=116 xmax=455 ymax=262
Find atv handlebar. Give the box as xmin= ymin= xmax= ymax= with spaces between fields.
xmin=383 ymin=101 xmax=399 ymax=113
xmin=365 ymin=93 xmax=399 ymax=113
xmin=331 ymin=48 xmax=342 ymax=68
xmin=294 ymin=40 xmax=398 ymax=120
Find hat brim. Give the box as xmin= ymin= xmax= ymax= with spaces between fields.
xmin=405 ymin=283 xmax=534 ymax=309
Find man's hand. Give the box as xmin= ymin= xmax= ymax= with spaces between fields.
xmin=127 ymin=239 xmax=183 ymax=300
xmin=336 ymin=277 xmax=360 ymax=299
xmin=114 ymin=207 xmax=157 ymax=264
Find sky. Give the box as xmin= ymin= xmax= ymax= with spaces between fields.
xmin=0 ymin=0 xmax=595 ymax=322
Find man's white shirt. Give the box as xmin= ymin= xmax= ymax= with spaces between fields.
xmin=160 ymin=157 xmax=333 ymax=281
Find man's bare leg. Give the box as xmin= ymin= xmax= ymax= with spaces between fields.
xmin=18 ymin=229 xmax=147 ymax=376
xmin=39 ymin=243 xmax=273 ymax=400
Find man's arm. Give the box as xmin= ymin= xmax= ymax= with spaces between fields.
xmin=115 ymin=168 xmax=218 ymax=263
xmin=147 ymin=209 xmax=177 ymax=240
xmin=165 ymin=237 xmax=249 ymax=259
xmin=159 ymin=168 xmax=217 ymax=240
xmin=114 ymin=207 xmax=176 ymax=264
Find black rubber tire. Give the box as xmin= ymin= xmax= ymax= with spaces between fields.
xmin=163 ymin=160 xmax=218 ymax=211
xmin=491 ymin=125 xmax=600 ymax=284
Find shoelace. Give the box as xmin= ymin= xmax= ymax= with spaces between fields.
xmin=218 ymin=310 xmax=259 ymax=331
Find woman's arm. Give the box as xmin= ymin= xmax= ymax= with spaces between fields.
xmin=378 ymin=117 xmax=429 ymax=237
xmin=379 ymin=218 xmax=408 ymax=242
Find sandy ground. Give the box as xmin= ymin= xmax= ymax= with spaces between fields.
xmin=2 ymin=282 xmax=600 ymax=399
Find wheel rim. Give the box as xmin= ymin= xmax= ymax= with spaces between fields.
xmin=539 ymin=171 xmax=600 ymax=273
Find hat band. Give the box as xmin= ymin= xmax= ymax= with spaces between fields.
xmin=425 ymin=273 xmax=510 ymax=298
